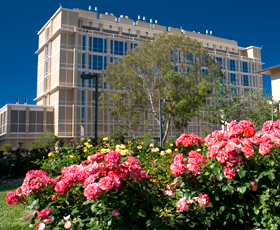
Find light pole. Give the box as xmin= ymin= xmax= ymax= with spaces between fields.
xmin=81 ymin=73 xmax=99 ymax=145
xmin=159 ymin=99 xmax=171 ymax=147
xmin=18 ymin=142 xmax=23 ymax=154
xmin=71 ymin=139 xmax=76 ymax=151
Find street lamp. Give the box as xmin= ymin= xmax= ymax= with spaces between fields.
xmin=18 ymin=142 xmax=23 ymax=154
xmin=71 ymin=139 xmax=76 ymax=151
xmin=159 ymin=99 xmax=171 ymax=147
xmin=81 ymin=73 xmax=99 ymax=145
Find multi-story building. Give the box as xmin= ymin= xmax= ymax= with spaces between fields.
xmin=0 ymin=6 xmax=264 ymax=148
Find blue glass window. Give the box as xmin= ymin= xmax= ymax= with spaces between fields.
xmin=243 ymin=75 xmax=249 ymax=86
xmin=230 ymin=59 xmax=236 ymax=71
xmin=81 ymin=72 xmax=85 ymax=87
xmin=104 ymin=39 xmax=107 ymax=53
xmin=252 ymin=63 xmax=255 ymax=73
xmin=125 ymin=42 xmax=127 ymax=55
xmin=104 ymin=56 xmax=107 ymax=69
xmin=89 ymin=54 xmax=92 ymax=69
xmin=82 ymin=35 xmax=86 ymax=50
xmin=82 ymin=53 xmax=85 ymax=69
xmin=110 ymin=40 xmax=113 ymax=54
xmin=131 ymin=43 xmax=138 ymax=49
xmin=81 ymin=90 xmax=85 ymax=105
xmin=89 ymin=37 xmax=92 ymax=51
xmin=252 ymin=75 xmax=255 ymax=87
xmin=187 ymin=53 xmax=193 ymax=63
xmin=243 ymin=62 xmax=248 ymax=73
xmin=113 ymin=41 xmax=124 ymax=55
xmin=104 ymin=75 xmax=107 ymax=89
xmin=93 ymin=55 xmax=103 ymax=70
xmin=216 ymin=57 xmax=223 ymax=69
xmin=81 ymin=107 xmax=85 ymax=120
xmin=230 ymin=73 xmax=236 ymax=85
xmin=88 ymin=79 xmax=92 ymax=88
xmin=93 ymin=37 xmax=104 ymax=53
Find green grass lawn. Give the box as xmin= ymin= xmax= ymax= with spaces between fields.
xmin=0 ymin=183 xmax=30 ymax=230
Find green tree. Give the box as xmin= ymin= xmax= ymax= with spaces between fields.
xmin=103 ymin=33 xmax=222 ymax=142
xmin=202 ymin=84 xmax=271 ymax=131
xmin=0 ymin=143 xmax=13 ymax=152
xmin=29 ymin=130 xmax=57 ymax=150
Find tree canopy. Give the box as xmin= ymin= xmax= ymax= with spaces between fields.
xmin=202 ymin=84 xmax=272 ymax=131
xmin=103 ymin=33 xmax=222 ymax=141
xmin=29 ymin=130 xmax=57 ymax=150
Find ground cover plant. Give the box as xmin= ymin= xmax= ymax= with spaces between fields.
xmin=0 ymin=183 xmax=30 ymax=230
xmin=6 ymin=120 xmax=280 ymax=229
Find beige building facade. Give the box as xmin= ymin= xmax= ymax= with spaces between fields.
xmin=0 ymin=6 xmax=265 ymax=148
xmin=259 ymin=65 xmax=280 ymax=101
xmin=0 ymin=104 xmax=54 ymax=148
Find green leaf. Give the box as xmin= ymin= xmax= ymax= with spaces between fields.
xmin=146 ymin=220 xmax=154 ymax=228
xmin=205 ymin=218 xmax=211 ymax=227
xmin=268 ymin=172 xmax=275 ymax=181
xmin=238 ymin=170 xmax=246 ymax=178
xmin=220 ymin=206 xmax=225 ymax=212
xmin=227 ymin=185 xmax=235 ymax=194
xmin=138 ymin=209 xmax=147 ymax=217
xmin=217 ymin=173 xmax=223 ymax=181
xmin=90 ymin=204 xmax=97 ymax=213
xmin=240 ymin=186 xmax=246 ymax=194
xmin=238 ymin=208 xmax=244 ymax=217
xmin=131 ymin=206 xmax=138 ymax=214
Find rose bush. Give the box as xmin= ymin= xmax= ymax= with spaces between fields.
xmin=6 ymin=120 xmax=280 ymax=229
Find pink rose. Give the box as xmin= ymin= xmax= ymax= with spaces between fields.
xmin=64 ymin=221 xmax=72 ymax=229
xmin=250 ymin=180 xmax=258 ymax=192
xmin=112 ymin=209 xmax=119 ymax=216
xmin=224 ymin=167 xmax=235 ymax=179
xmin=98 ymin=176 xmax=114 ymax=192
xmin=84 ymin=183 xmax=101 ymax=200
xmin=176 ymin=197 xmax=191 ymax=212
xmin=197 ymin=194 xmax=210 ymax=208
xmin=163 ymin=190 xmax=174 ymax=197
xmin=259 ymin=142 xmax=271 ymax=155
xmin=170 ymin=162 xmax=186 ymax=176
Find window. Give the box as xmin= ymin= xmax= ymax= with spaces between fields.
xmin=252 ymin=63 xmax=255 ymax=73
xmin=111 ymin=40 xmax=124 ymax=55
xmin=93 ymin=55 xmax=103 ymax=70
xmin=243 ymin=75 xmax=249 ymax=86
xmin=92 ymin=37 xmax=107 ymax=53
xmin=230 ymin=73 xmax=237 ymax=85
xmin=104 ymin=56 xmax=107 ymax=70
xmin=89 ymin=37 xmax=92 ymax=52
xmin=82 ymin=72 xmax=85 ymax=87
xmin=11 ymin=110 xmax=26 ymax=132
xmin=89 ymin=54 xmax=92 ymax=69
xmin=81 ymin=90 xmax=85 ymax=105
xmin=252 ymin=75 xmax=256 ymax=87
xmin=230 ymin=59 xmax=236 ymax=71
xmin=104 ymin=75 xmax=107 ymax=89
xmin=216 ymin=57 xmax=223 ymax=69
xmin=82 ymin=35 xmax=86 ymax=50
xmin=242 ymin=62 xmax=248 ymax=73
xmin=82 ymin=53 xmax=85 ymax=69
xmin=131 ymin=43 xmax=138 ymax=50
xmin=29 ymin=111 xmax=43 ymax=132
xmin=125 ymin=42 xmax=127 ymax=55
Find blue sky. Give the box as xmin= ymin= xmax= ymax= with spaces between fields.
xmin=0 ymin=0 xmax=276 ymax=107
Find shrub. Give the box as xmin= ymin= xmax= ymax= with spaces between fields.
xmin=7 ymin=120 xmax=280 ymax=229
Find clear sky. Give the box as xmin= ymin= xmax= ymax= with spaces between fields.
xmin=0 ymin=0 xmax=276 ymax=108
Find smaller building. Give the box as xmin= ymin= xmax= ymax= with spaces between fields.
xmin=259 ymin=65 xmax=280 ymax=101
xmin=0 ymin=103 xmax=54 ymax=149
